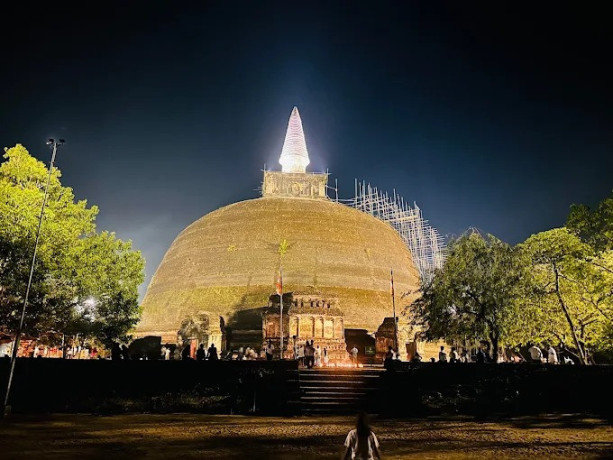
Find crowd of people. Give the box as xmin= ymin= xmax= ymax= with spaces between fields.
xmin=418 ymin=343 xmax=576 ymax=365
xmin=291 ymin=339 xmax=332 ymax=368
xmin=108 ymin=338 xmax=576 ymax=367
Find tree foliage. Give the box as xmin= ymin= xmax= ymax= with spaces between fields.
xmin=567 ymin=191 xmax=613 ymax=252
xmin=0 ymin=144 xmax=144 ymax=346
xmin=412 ymin=191 xmax=613 ymax=364
xmin=412 ymin=230 xmax=527 ymax=358
xmin=519 ymin=228 xmax=612 ymax=364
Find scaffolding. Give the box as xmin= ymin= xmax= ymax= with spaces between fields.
xmin=348 ymin=180 xmax=446 ymax=283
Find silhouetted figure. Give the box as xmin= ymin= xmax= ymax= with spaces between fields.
xmin=306 ymin=341 xmax=315 ymax=368
xmin=343 ymin=412 xmax=381 ymax=460
xmin=265 ymin=340 xmax=274 ymax=361
xmin=111 ymin=343 xmax=121 ymax=361
xmin=121 ymin=344 xmax=130 ymax=360
xmin=208 ymin=343 xmax=218 ymax=360
xmin=438 ymin=345 xmax=447 ymax=363
xmin=384 ymin=346 xmax=394 ymax=370
xmin=181 ymin=344 xmax=191 ymax=360
xmin=450 ymin=347 xmax=459 ymax=363
xmin=196 ymin=344 xmax=206 ymax=361
xmin=476 ymin=348 xmax=486 ymax=364
xmin=411 ymin=351 xmax=422 ymax=363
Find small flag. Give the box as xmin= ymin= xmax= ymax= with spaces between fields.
xmin=276 ymin=269 xmax=283 ymax=296
xmin=390 ymin=269 xmax=395 ymax=297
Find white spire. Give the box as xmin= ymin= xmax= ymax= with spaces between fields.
xmin=279 ymin=106 xmax=310 ymax=173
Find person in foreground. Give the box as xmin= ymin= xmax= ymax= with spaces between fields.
xmin=343 ymin=412 xmax=381 ymax=460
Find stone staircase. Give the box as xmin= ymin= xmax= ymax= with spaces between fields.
xmin=298 ymin=368 xmax=383 ymax=414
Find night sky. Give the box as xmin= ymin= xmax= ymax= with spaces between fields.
xmin=1 ymin=2 xmax=611 ymax=296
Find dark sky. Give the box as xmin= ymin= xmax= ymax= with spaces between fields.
xmin=1 ymin=2 xmax=612 ymax=296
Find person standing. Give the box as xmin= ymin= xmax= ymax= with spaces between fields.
xmin=305 ymin=341 xmax=315 ymax=369
xmin=265 ymin=340 xmax=274 ymax=361
xmin=528 ymin=343 xmax=543 ymax=363
xmin=343 ymin=412 xmax=381 ymax=460
xmin=196 ymin=344 xmax=206 ymax=361
xmin=323 ymin=347 xmax=329 ymax=367
xmin=314 ymin=345 xmax=322 ymax=367
xmin=461 ymin=348 xmax=471 ymax=363
xmin=438 ymin=346 xmax=448 ymax=363
xmin=207 ymin=343 xmax=218 ymax=361
xmin=181 ymin=344 xmax=191 ymax=360
xmin=350 ymin=346 xmax=359 ymax=367
xmin=450 ymin=347 xmax=459 ymax=363
xmin=121 ymin=345 xmax=131 ymax=360
xmin=297 ymin=343 xmax=305 ymax=367
xmin=292 ymin=336 xmax=299 ymax=361
xmin=547 ymin=345 xmax=558 ymax=364
xmin=111 ymin=343 xmax=121 ymax=361
xmin=383 ymin=346 xmax=394 ymax=370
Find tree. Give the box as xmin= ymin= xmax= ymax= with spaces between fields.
xmin=411 ymin=230 xmax=526 ymax=359
xmin=567 ymin=191 xmax=613 ymax=252
xmin=519 ymin=228 xmax=613 ymax=364
xmin=0 ymin=144 xmax=144 ymax=346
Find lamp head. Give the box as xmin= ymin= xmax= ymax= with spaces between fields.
xmin=47 ymin=138 xmax=54 ymax=145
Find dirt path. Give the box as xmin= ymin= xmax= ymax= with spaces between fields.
xmin=1 ymin=414 xmax=611 ymax=459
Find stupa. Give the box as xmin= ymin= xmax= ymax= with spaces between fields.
xmin=136 ymin=107 xmax=420 ymax=350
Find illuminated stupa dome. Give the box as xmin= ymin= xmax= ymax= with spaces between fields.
xmin=136 ymin=108 xmax=420 ymax=342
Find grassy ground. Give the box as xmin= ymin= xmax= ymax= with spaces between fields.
xmin=0 ymin=414 xmax=611 ymax=459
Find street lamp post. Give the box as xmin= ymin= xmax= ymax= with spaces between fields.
xmin=2 ymin=139 xmax=64 ymax=416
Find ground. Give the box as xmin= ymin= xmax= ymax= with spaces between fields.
xmin=1 ymin=414 xmax=612 ymax=459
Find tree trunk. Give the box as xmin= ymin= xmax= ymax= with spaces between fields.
xmin=553 ymin=264 xmax=587 ymax=364
xmin=488 ymin=331 xmax=499 ymax=362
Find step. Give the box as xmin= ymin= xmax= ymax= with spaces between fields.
xmin=298 ymin=381 xmax=376 ymax=389
xmin=299 ymin=375 xmax=375 ymax=380
xmin=301 ymin=389 xmax=369 ymax=395
xmin=301 ymin=395 xmax=364 ymax=401
xmin=300 ymin=399 xmax=367 ymax=406
xmin=299 ymin=370 xmax=383 ymax=375
xmin=296 ymin=368 xmax=382 ymax=415
xmin=298 ymin=374 xmax=379 ymax=380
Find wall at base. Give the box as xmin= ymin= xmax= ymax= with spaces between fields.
xmin=377 ymin=362 xmax=613 ymax=417
xmin=0 ymin=359 xmax=299 ymax=415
